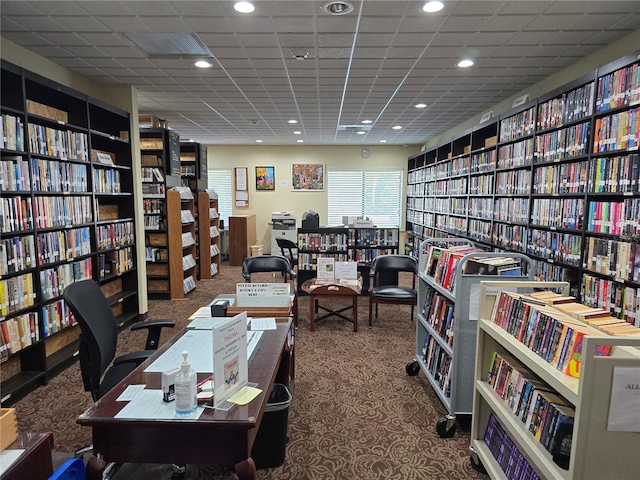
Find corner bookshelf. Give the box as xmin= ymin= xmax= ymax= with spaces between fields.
xmin=405 ymin=50 xmax=640 ymax=324
xmin=347 ymin=226 xmax=399 ymax=293
xmin=167 ymin=187 xmax=197 ymax=299
xmin=197 ymin=189 xmax=220 ymax=279
xmin=0 ymin=60 xmax=139 ymax=406
xmin=470 ymin=280 xmax=640 ymax=479
xmin=408 ymin=238 xmax=533 ymax=438
xmin=296 ymin=227 xmax=349 ymax=294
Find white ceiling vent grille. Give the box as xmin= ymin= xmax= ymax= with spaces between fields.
xmin=121 ymin=32 xmax=213 ymax=57
xmin=338 ymin=125 xmax=372 ymax=132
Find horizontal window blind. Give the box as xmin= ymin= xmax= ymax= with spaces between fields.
xmin=207 ymin=169 xmax=232 ymax=228
xmin=328 ymin=170 xmax=403 ymax=227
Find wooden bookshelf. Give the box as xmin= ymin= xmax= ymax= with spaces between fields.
xmin=197 ymin=190 xmax=221 ymax=279
xmin=166 ymin=188 xmax=197 ymax=300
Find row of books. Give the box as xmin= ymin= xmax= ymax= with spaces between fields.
xmin=141 ymin=182 xmax=165 ymax=197
xmin=494 ymin=197 xmax=530 ymax=224
xmin=471 ymin=149 xmax=497 ymax=173
xmin=497 ymin=138 xmax=534 ymax=169
xmin=484 ymin=414 xmax=543 ymax=479
xmin=496 ymin=168 xmax=531 ymax=195
xmin=349 ymin=228 xmax=398 ymax=246
xmin=588 ymin=154 xmax=639 ymax=193
xmin=0 ymin=234 xmax=37 ymax=276
xmin=140 ymin=166 xmax=164 ymax=183
xmin=534 ymin=121 xmax=590 ymax=162
xmin=584 ymin=236 xmax=640 ymax=281
xmin=34 ymin=195 xmax=93 ymax=229
xmin=40 ymin=258 xmax=92 ymax=301
xmin=422 ymin=332 xmax=452 ymax=397
xmin=469 ymin=172 xmax=494 ymax=195
xmin=500 ymin=106 xmax=536 ymax=142
xmin=0 ymin=272 xmax=36 ymax=316
xmin=297 ymin=252 xmax=349 ymax=271
xmin=1 ymin=196 xmax=33 ymax=233
xmin=537 ymin=82 xmax=594 ymax=130
xmin=468 ymin=219 xmax=491 ymax=243
xmin=1 ymin=113 xmax=25 ymax=151
xmin=422 ymin=289 xmax=455 ymax=347
xmin=486 ymin=352 xmax=575 ymax=468
xmin=98 ymin=247 xmax=134 ymax=279
xmin=595 ymin=62 xmax=640 ymax=112
xmin=493 ymin=223 xmax=526 ymax=252
xmin=532 ymin=260 xmax=579 ymax=286
xmin=180 ymin=164 xmax=196 ymax=177
xmin=27 ymin=123 xmax=88 ymax=161
xmin=32 ymin=157 xmax=89 ymax=192
xmin=37 ymin=226 xmax=92 ymax=265
xmin=527 ymin=229 xmax=582 ymax=267
xmin=297 ymin=233 xmax=348 ymax=251
xmin=0 ymin=156 xmax=30 ymax=191
xmin=435 ymin=177 xmax=466 ymax=196
xmin=469 ymin=197 xmax=492 ymax=219
xmin=144 ymin=214 xmax=164 ymax=231
xmin=349 ymin=248 xmax=396 ymax=265
xmin=586 ymin=198 xmax=640 ymax=236
xmin=532 ymin=160 xmax=587 ymax=195
xmin=581 ymin=274 xmax=639 ymax=326
xmin=142 ymin=198 xmax=163 ymax=214
xmin=41 ymin=299 xmax=75 ymax=338
xmin=530 ymin=197 xmax=583 ymax=230
xmin=92 ymin=168 xmax=121 ymax=194
xmin=593 ymin=107 xmax=640 ymax=153
xmin=96 ymin=222 xmax=135 ymax=251
xmin=0 ymin=312 xmax=39 ymax=357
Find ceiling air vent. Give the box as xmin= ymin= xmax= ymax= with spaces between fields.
xmin=121 ymin=32 xmax=213 ymax=57
xmin=338 ymin=125 xmax=372 ymax=132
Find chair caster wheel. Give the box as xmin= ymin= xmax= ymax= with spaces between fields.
xmin=406 ymin=359 xmax=420 ymax=376
xmin=436 ymin=416 xmax=456 ymax=438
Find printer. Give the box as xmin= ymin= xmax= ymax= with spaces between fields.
xmin=270 ymin=212 xmax=297 ymax=254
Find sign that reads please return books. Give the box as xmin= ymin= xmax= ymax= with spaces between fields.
xmin=236 ymin=283 xmax=291 ymax=307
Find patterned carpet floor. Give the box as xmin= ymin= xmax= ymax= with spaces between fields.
xmin=14 ymin=262 xmax=486 ymax=480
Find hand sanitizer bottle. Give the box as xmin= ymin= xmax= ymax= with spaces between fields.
xmin=175 ymin=350 xmax=197 ymax=415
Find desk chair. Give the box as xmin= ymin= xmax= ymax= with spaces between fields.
xmin=368 ymin=254 xmax=418 ymax=326
xmin=63 ymin=280 xmax=175 ymax=474
xmin=242 ymin=255 xmax=298 ymax=327
xmin=275 ymin=237 xmax=298 ymax=270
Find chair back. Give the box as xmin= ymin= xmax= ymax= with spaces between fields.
xmin=63 ymin=280 xmax=118 ymax=400
xmin=49 ymin=458 xmax=85 ymax=480
xmin=370 ymin=254 xmax=418 ymax=275
xmin=275 ymin=237 xmax=298 ymax=265
xmin=242 ymin=255 xmax=296 ymax=282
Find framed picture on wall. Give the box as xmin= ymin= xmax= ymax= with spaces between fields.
xmin=255 ymin=166 xmax=275 ymax=190
xmin=291 ymin=163 xmax=325 ymax=191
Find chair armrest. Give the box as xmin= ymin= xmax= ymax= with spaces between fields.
xmin=113 ymin=349 xmax=155 ymax=367
xmin=131 ymin=319 xmax=176 ymax=350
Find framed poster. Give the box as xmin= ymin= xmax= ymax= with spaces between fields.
xmin=255 ymin=166 xmax=275 ymax=190
xmin=291 ymin=163 xmax=325 ymax=191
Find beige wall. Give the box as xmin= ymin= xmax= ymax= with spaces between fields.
xmin=206 ymin=145 xmax=420 ymax=251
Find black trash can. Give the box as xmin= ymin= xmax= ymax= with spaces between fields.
xmin=251 ymin=383 xmax=292 ymax=469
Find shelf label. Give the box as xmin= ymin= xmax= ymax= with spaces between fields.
xmin=607 ymin=366 xmax=640 ymax=433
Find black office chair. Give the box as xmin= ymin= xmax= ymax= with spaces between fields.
xmin=242 ymin=255 xmax=298 ymax=327
xmin=275 ymin=237 xmax=298 ymax=270
xmin=63 ymin=279 xmax=175 ymax=468
xmin=368 ymin=254 xmax=418 ymax=326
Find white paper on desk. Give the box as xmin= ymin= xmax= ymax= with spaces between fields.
xmin=607 ymin=366 xmax=640 ymax=432
xmin=117 ymin=384 xmax=146 ymax=401
xmin=251 ymin=318 xmax=277 ymax=330
xmin=115 ymin=389 xmax=204 ymax=420
xmin=188 ymin=317 xmax=231 ymax=330
xmin=189 ymin=307 xmax=213 ymax=319
xmin=144 ymin=330 xmax=214 ymax=373
xmin=0 ymin=449 xmax=25 ymax=475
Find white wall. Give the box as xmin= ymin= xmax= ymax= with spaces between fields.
xmin=206 ymin=145 xmax=420 ymax=250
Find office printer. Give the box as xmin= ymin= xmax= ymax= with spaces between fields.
xmin=270 ymin=212 xmax=297 ymax=254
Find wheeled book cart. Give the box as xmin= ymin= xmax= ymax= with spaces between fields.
xmin=407 ymin=238 xmax=533 ymax=438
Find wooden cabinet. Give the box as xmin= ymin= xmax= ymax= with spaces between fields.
xmin=228 ymin=214 xmax=256 ymax=266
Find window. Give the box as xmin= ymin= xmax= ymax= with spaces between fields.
xmin=207 ymin=169 xmax=232 ymax=228
xmin=327 ymin=170 xmax=403 ymax=227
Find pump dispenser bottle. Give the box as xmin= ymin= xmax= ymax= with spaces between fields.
xmin=175 ymin=350 xmax=197 ymax=415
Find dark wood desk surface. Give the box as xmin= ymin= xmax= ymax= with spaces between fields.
xmin=1 ymin=432 xmax=53 ymax=480
xmin=77 ymin=319 xmax=292 ymax=475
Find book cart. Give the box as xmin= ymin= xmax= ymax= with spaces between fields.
xmin=407 ymin=238 xmax=533 ymax=438
xmin=470 ymin=280 xmax=640 ymax=479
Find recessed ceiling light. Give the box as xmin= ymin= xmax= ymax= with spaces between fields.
xmin=288 ymin=119 xmax=298 ymax=124
xmin=457 ymin=59 xmax=474 ymax=68
xmin=421 ymin=1 xmax=444 ymax=13
xmin=361 ymin=120 xmax=373 ymax=124
xmin=234 ymin=2 xmax=255 ymax=13
xmin=194 ymin=60 xmax=213 ymax=68
xmin=293 ymin=131 xmax=302 ymax=135
xmin=321 ymin=1 xmax=354 ymax=15
xmin=256 ymin=139 xmax=263 ymax=143
xmin=297 ymin=139 xmax=304 ymax=143
xmin=380 ymin=140 xmax=387 ymax=143
xmin=392 ymin=125 xmax=402 ymax=130
xmin=415 ymin=103 xmax=427 ymax=108
xmin=356 ymin=131 xmax=366 ymax=135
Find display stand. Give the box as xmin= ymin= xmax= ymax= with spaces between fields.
xmin=166 ymin=187 xmax=197 ymax=299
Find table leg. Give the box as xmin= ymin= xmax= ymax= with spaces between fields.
xmin=353 ymin=295 xmax=358 ymax=332
xmin=235 ymin=458 xmax=257 ymax=480
xmin=309 ymin=295 xmax=315 ymax=331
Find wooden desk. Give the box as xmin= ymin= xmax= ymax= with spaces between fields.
xmin=301 ymin=279 xmax=362 ymax=332
xmin=77 ymin=320 xmax=292 ymax=480
xmin=0 ymin=432 xmax=53 ymax=480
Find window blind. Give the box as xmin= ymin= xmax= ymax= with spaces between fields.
xmin=207 ymin=169 xmax=232 ymax=228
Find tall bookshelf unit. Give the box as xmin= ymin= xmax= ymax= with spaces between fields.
xmin=470 ymin=280 xmax=640 ymax=479
xmin=167 ymin=187 xmax=197 ymax=299
xmin=197 ymin=190 xmax=221 ymax=279
xmin=0 ymin=61 xmax=139 ymax=405
xmin=410 ymin=238 xmax=533 ymax=437
xmin=405 ymin=51 xmax=640 ymax=325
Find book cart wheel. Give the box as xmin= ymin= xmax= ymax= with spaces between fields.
xmin=435 ymin=415 xmax=457 ymax=438
xmin=469 ymin=446 xmax=487 ymax=474
xmin=405 ymin=359 xmax=420 ymax=376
